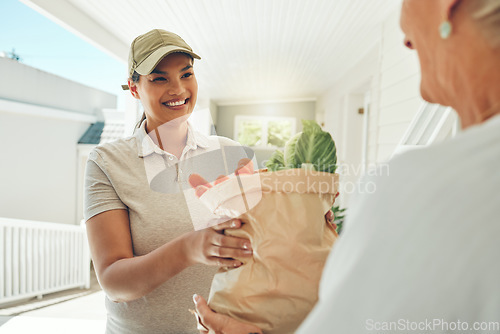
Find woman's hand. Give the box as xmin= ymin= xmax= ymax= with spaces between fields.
xmin=186 ymin=158 xmax=254 ymax=268
xmin=184 ymin=219 xmax=252 ymax=268
xmin=193 ymin=294 xmax=263 ymax=334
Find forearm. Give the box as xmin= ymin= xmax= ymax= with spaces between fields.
xmin=97 ymin=233 xmax=191 ymax=302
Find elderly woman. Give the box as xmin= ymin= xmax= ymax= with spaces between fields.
xmin=193 ymin=0 xmax=500 ymax=332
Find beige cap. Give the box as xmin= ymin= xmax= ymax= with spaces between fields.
xmin=122 ymin=29 xmax=200 ymax=90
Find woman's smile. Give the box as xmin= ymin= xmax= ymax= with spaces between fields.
xmin=163 ymin=98 xmax=190 ymax=110
xmin=164 ymin=98 xmax=188 ymax=107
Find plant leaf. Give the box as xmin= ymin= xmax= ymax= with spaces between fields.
xmin=265 ymin=150 xmax=285 ymax=171
xmin=294 ymin=120 xmax=337 ymax=173
xmin=283 ymin=132 xmax=301 ymax=168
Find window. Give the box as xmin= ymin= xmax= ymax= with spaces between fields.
xmin=234 ymin=116 xmax=296 ymax=148
xmin=393 ymin=102 xmax=459 ymax=157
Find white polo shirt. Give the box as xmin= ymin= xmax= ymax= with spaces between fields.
xmin=84 ymin=120 xmax=250 ymax=334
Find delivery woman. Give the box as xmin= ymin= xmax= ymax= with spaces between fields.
xmin=83 ymin=29 xmax=252 ymax=334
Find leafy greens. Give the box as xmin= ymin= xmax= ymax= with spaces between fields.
xmin=266 ymin=120 xmax=337 ymax=173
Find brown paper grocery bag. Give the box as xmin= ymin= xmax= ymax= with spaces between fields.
xmin=199 ymin=169 xmax=339 ymax=333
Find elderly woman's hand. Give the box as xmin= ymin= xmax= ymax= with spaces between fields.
xmin=193 ymin=294 xmax=263 ymax=334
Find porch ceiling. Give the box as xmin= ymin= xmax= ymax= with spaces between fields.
xmin=21 ymin=0 xmax=401 ymax=104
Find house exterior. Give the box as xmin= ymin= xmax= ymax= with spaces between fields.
xmin=0 ymin=56 xmax=118 ymax=306
xmin=0 ymin=56 xmax=117 ymax=225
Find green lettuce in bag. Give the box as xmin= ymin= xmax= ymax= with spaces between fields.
xmin=267 ymin=120 xmax=337 ymax=173
xmin=197 ymin=119 xmax=339 ymax=334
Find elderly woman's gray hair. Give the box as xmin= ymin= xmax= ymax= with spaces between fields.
xmin=464 ymin=0 xmax=500 ymax=47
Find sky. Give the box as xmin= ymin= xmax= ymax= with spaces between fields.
xmin=0 ymin=0 xmax=127 ymax=109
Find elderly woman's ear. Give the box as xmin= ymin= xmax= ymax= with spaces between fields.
xmin=440 ymin=0 xmax=461 ymax=17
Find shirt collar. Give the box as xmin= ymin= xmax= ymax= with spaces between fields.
xmin=135 ymin=119 xmax=210 ymax=158
xmin=186 ymin=121 xmax=210 ymax=150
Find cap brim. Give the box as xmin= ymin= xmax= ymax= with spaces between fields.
xmin=135 ymin=45 xmax=201 ymax=76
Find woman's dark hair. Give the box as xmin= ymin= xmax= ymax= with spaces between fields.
xmin=131 ymin=71 xmax=140 ymax=84
xmin=132 ymin=71 xmax=147 ymax=131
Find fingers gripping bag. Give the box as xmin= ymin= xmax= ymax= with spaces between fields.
xmin=198 ymin=120 xmax=340 ymax=333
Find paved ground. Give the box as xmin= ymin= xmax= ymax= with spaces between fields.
xmin=0 ymin=269 xmax=107 ymax=333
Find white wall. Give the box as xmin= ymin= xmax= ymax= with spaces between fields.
xmin=372 ymin=8 xmax=422 ymax=162
xmin=0 ymin=110 xmax=92 ymax=224
xmin=0 ymin=58 xmax=117 ymax=225
xmin=317 ymin=44 xmax=380 ymax=159
xmin=317 ymin=45 xmax=380 ymax=207
xmin=319 ymin=6 xmax=423 ymax=207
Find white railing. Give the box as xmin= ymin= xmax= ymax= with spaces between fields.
xmin=0 ymin=217 xmax=91 ymax=306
